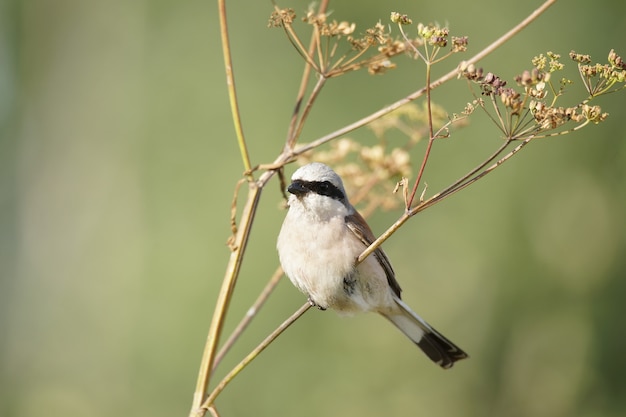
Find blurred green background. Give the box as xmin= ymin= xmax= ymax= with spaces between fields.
xmin=2 ymin=0 xmax=626 ymax=416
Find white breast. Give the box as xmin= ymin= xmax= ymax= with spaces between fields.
xmin=277 ymin=195 xmax=393 ymax=313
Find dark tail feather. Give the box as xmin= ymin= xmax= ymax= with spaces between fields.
xmin=382 ymin=297 xmax=468 ymax=369
xmin=415 ymin=326 xmax=468 ymax=369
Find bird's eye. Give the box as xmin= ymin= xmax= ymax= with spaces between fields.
xmin=312 ymin=181 xmax=344 ymax=200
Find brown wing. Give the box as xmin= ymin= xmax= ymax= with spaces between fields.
xmin=345 ymin=210 xmax=403 ymax=298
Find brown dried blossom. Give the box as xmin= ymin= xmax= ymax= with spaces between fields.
xmin=460 ymin=50 xmax=616 ymax=140
xmin=390 ymin=12 xmax=413 ymax=25
xmin=417 ymin=23 xmax=449 ymax=47
xmin=268 ymin=8 xmax=296 ymax=27
xmin=270 ymin=7 xmax=415 ymax=78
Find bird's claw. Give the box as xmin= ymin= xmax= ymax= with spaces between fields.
xmin=308 ymin=297 xmax=326 ymax=310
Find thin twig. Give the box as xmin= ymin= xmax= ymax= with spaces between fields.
xmin=437 ymin=139 xmax=513 ymax=201
xmin=291 ymin=75 xmax=328 ymax=145
xmin=286 ymin=67 xmax=314 ymax=150
xmin=279 ymin=20 xmax=321 ymax=72
xmin=208 ymin=405 xmax=221 ymax=417
xmin=407 ymin=60 xmax=434 ymax=209
xmin=218 ymin=0 xmax=251 ymax=174
xmin=212 ymin=266 xmax=285 ymax=371
xmin=285 ymin=0 xmax=330 ymax=149
xmin=199 ymin=302 xmax=313 ymax=413
xmin=423 ymin=136 xmax=535 ymax=205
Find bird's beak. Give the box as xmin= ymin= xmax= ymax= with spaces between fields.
xmin=287 ymin=181 xmax=308 ymax=196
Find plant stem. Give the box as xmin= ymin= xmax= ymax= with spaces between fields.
xmin=421 ymin=136 xmax=534 ymax=206
xmin=190 ymin=184 xmax=261 ymax=416
xmin=212 ymin=266 xmax=285 ymax=371
xmin=291 ymin=75 xmax=327 ymax=145
xmin=189 ymin=151 xmax=292 ymax=417
xmin=436 ymin=139 xmax=513 ymax=201
xmin=218 ymin=0 xmax=251 ymax=174
xmin=199 ymin=302 xmax=312 ymax=413
xmin=285 ymin=0 xmax=330 ymax=149
xmin=407 ymin=60 xmax=434 ymax=208
xmin=208 ymin=405 xmax=220 ymax=417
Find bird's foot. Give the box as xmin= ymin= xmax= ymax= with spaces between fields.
xmin=308 ymin=297 xmax=326 ymax=311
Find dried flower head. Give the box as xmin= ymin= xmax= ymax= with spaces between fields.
xmin=462 ymin=99 xmax=481 ymax=116
xmin=514 ymin=68 xmax=547 ymax=87
xmin=532 ymin=52 xmax=563 ymax=73
xmin=571 ymin=49 xmax=626 ymax=96
xmin=390 ymin=12 xmax=413 ymax=25
xmin=608 ymin=49 xmax=626 ymax=70
xmin=270 ymin=7 xmax=412 ymax=78
xmin=452 ymin=36 xmax=469 ymax=53
xmin=268 ymin=8 xmax=296 ymax=27
xmin=569 ymin=51 xmax=592 ymax=64
xmin=417 ymin=23 xmax=449 ymax=47
xmin=458 ymin=62 xmax=483 ymax=81
xmin=368 ymin=59 xmax=397 ymax=75
xmin=461 ymin=50 xmax=615 ymax=140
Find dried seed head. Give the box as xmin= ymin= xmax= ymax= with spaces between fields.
xmin=608 ymin=49 xmax=626 ymax=70
xmin=569 ymin=50 xmax=592 ymax=64
xmin=417 ymin=23 xmax=449 ymax=47
xmin=459 ymin=62 xmax=484 ymax=81
xmin=368 ymin=59 xmax=396 ymax=75
xmin=452 ymin=36 xmax=468 ymax=53
xmin=268 ymin=8 xmax=296 ymax=28
xmin=582 ymin=104 xmax=608 ymax=123
xmin=390 ymin=12 xmax=413 ymax=25
xmin=514 ymin=67 xmax=546 ymax=87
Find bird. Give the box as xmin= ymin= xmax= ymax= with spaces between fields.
xmin=277 ymin=162 xmax=468 ymax=369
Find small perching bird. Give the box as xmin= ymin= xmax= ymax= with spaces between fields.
xmin=277 ymin=162 xmax=468 ymax=369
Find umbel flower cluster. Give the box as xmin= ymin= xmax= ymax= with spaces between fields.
xmin=268 ymin=6 xmax=412 ymax=76
xmin=459 ymin=49 xmax=625 ymax=140
xmin=268 ymin=7 xmax=468 ymax=76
